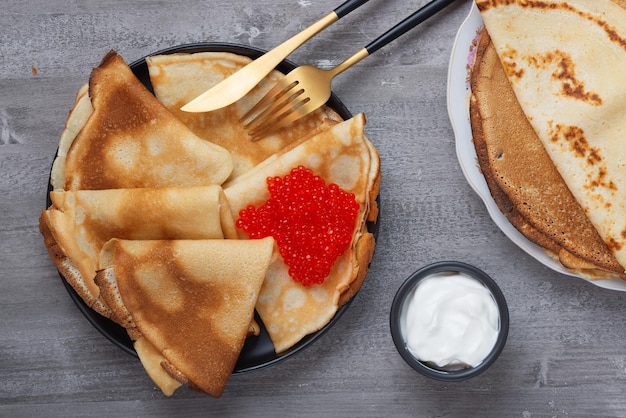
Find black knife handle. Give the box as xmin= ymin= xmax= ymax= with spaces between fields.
xmin=334 ymin=0 xmax=369 ymax=19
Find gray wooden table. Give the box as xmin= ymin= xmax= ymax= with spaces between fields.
xmin=3 ymin=0 xmax=626 ymax=416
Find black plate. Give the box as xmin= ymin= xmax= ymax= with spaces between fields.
xmin=49 ymin=43 xmax=379 ymax=373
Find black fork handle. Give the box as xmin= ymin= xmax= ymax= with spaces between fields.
xmin=365 ymin=0 xmax=460 ymax=54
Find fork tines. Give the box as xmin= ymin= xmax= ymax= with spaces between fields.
xmin=241 ymin=80 xmax=309 ymax=141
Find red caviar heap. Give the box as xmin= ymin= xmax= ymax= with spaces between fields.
xmin=236 ymin=166 xmax=360 ymax=287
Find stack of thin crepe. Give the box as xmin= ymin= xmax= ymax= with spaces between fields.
xmin=470 ymin=0 xmax=626 ymax=279
xmin=40 ymin=49 xmax=380 ymax=396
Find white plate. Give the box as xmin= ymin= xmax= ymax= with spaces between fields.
xmin=446 ymin=2 xmax=626 ymax=292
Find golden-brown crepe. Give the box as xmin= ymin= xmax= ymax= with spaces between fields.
xmin=95 ymin=237 xmax=275 ymax=397
xmin=224 ymin=113 xmax=380 ymax=353
xmin=53 ymin=50 xmax=233 ymax=190
xmin=39 ymin=185 xmax=237 ymax=317
xmin=40 ymin=46 xmax=381 ymax=396
xmin=469 ymin=28 xmax=625 ymax=278
xmin=476 ymin=0 xmax=626 ymax=272
xmin=146 ymin=52 xmax=343 ymax=179
xmin=50 ymin=83 xmax=92 ymax=190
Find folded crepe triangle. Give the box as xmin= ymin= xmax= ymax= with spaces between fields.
xmin=224 ymin=113 xmax=380 ymax=353
xmin=52 ymin=50 xmax=233 ymax=190
xmin=39 ymin=185 xmax=237 ymax=318
xmin=145 ymin=51 xmax=343 ymax=179
xmin=95 ymin=237 xmax=275 ymax=397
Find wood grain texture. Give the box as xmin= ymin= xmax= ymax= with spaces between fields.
xmin=3 ymin=0 xmax=626 ymax=416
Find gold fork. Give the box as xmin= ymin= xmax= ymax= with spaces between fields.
xmin=181 ymin=0 xmax=370 ymax=113
xmin=242 ymin=0 xmax=459 ymax=141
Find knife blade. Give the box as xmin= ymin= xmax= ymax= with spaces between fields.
xmin=180 ymin=0 xmax=368 ymax=113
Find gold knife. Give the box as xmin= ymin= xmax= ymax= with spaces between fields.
xmin=180 ymin=0 xmax=369 ymax=113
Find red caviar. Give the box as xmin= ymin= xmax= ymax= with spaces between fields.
xmin=236 ymin=166 xmax=360 ymax=287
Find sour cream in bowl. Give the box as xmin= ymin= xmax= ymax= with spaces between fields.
xmin=390 ymin=261 xmax=509 ymax=381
